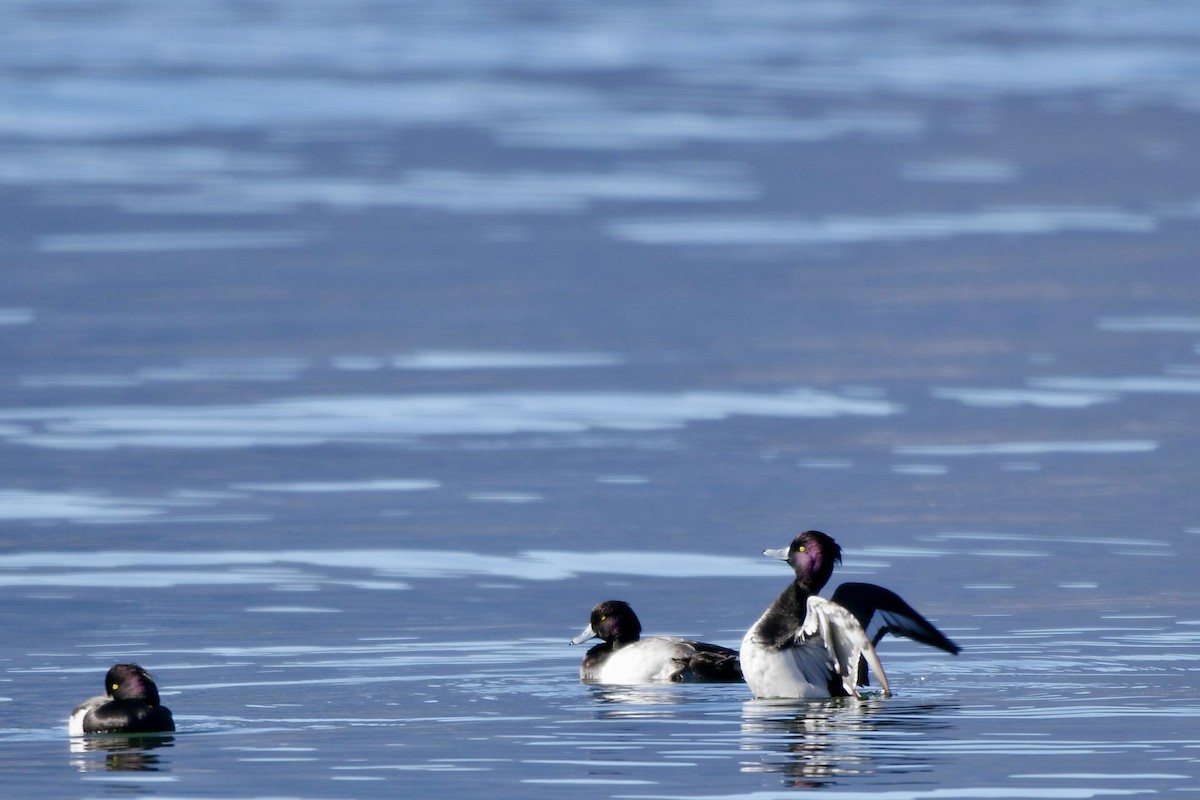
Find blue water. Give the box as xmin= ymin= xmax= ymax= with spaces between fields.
xmin=3 ymin=1 xmax=1200 ymax=797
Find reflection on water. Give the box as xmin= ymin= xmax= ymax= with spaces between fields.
xmin=1032 ymin=376 xmax=1200 ymax=395
xmin=390 ymin=351 xmax=623 ymax=370
xmin=557 ymin=689 xmax=961 ymax=790
xmin=31 ymin=162 xmax=761 ymax=218
xmin=893 ymin=440 xmax=1158 ymax=456
xmin=900 ymin=158 xmax=1019 ymax=184
xmin=608 ymin=206 xmax=1156 ymax=246
xmin=0 ymin=547 xmax=792 ymax=589
xmin=0 ymin=489 xmax=193 ymax=522
xmin=738 ymin=699 xmax=952 ymax=789
xmin=1097 ymin=316 xmax=1200 ymax=333
xmin=128 ymin=166 xmax=759 ymax=216
xmin=0 ymin=388 xmax=901 ymax=451
xmin=38 ymin=230 xmax=310 ymax=254
xmin=4 ymin=599 xmax=1197 ymax=796
xmin=0 ymin=308 xmax=35 ymax=325
xmin=20 ymin=351 xmax=614 ymax=389
xmin=932 ymin=387 xmax=1118 ymax=409
xmin=233 ymin=479 xmax=440 ymax=493
xmin=69 ymin=734 xmax=175 ymax=773
xmin=582 ymin=684 xmax=702 ymax=714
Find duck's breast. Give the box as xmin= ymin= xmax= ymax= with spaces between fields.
xmin=740 ymin=626 xmax=834 ymax=699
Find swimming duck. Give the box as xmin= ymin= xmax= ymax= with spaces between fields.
xmin=740 ymin=531 xmax=959 ymax=699
xmin=68 ymin=663 xmax=175 ymax=735
xmin=571 ymin=600 xmax=743 ymax=684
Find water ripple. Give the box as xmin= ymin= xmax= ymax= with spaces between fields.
xmin=0 ymin=547 xmax=788 ymax=589
xmin=932 ymin=388 xmax=1118 ymax=409
xmin=893 ymin=440 xmax=1157 ymax=457
xmin=609 ymin=207 xmax=1156 ymax=247
xmin=38 ymin=230 xmax=310 ymax=254
xmin=1031 ymin=376 xmax=1200 ymax=395
xmin=0 ymin=388 xmax=902 ymax=450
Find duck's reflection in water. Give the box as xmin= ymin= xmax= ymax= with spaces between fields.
xmin=69 ymin=733 xmax=175 ymax=772
xmin=739 ymin=698 xmax=953 ymax=788
xmin=582 ymin=684 xmax=697 ymax=719
xmin=578 ymin=681 xmax=748 ymax=719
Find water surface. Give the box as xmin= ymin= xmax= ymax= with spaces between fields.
xmin=2 ymin=1 xmax=1199 ymax=797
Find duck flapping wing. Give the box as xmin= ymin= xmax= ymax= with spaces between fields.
xmin=798 ymin=595 xmax=891 ymax=698
xmin=830 ymin=582 xmax=960 ymax=654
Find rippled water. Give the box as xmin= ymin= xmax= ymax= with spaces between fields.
xmin=3 ymin=0 xmax=1200 ymax=797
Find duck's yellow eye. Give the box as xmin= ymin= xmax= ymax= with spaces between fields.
xmin=111 ymin=683 xmax=119 ymax=692
xmin=798 ymin=546 xmax=806 ymax=553
xmin=599 ymin=614 xmax=607 ymax=621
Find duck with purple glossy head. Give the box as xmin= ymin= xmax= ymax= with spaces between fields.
xmin=741 ymin=531 xmax=959 ymax=699
xmin=68 ymin=663 xmax=175 ymax=736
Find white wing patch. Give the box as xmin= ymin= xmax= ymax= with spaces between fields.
xmin=68 ymin=695 xmax=105 ymax=736
xmin=800 ymin=596 xmax=890 ymax=698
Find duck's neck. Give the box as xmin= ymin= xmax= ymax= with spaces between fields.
xmin=756 ymin=581 xmax=814 ymax=649
xmin=595 ymin=631 xmax=639 ymax=655
xmin=613 ymin=632 xmax=639 ymax=650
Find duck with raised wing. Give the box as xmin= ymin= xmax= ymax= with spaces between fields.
xmin=68 ymin=663 xmax=175 ymax=736
xmin=741 ymin=531 xmax=959 ymax=699
xmin=571 ymin=600 xmax=743 ymax=684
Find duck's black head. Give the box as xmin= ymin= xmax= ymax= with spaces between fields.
xmin=105 ymin=663 xmax=162 ymax=706
xmin=766 ymin=530 xmax=842 ymax=592
xmin=571 ymin=600 xmax=642 ymax=646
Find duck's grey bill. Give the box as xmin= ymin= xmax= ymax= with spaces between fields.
xmin=763 ymin=546 xmax=789 ymax=561
xmin=570 ymin=624 xmax=596 ymax=646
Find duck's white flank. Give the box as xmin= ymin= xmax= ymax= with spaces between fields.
xmin=590 ymin=637 xmax=697 ymax=684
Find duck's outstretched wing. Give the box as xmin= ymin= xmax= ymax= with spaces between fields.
xmin=799 ymin=596 xmax=890 ymax=697
xmin=831 ymin=582 xmax=960 ymax=654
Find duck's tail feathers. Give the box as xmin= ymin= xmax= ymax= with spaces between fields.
xmin=682 ymin=644 xmax=744 ymax=683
